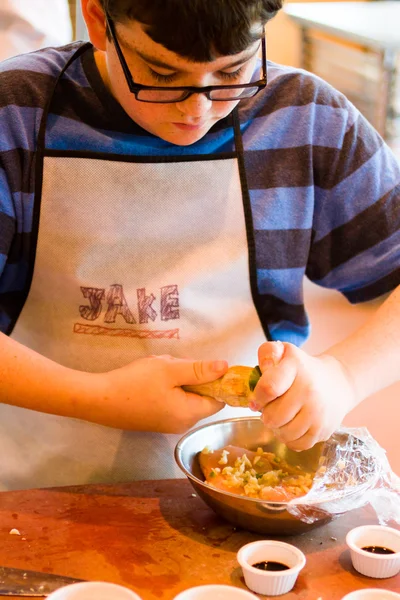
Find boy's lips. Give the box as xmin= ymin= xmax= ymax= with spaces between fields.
xmin=172 ymin=121 xmax=206 ymax=131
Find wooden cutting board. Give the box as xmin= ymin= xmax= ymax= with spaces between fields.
xmin=0 ymin=479 xmax=398 ymax=599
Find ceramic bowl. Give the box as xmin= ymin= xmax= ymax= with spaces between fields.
xmin=172 ymin=584 xmax=258 ymax=600
xmin=237 ymin=539 xmax=306 ymax=595
xmin=346 ymin=525 xmax=400 ymax=578
xmin=46 ymin=582 xmax=142 ymax=600
xmin=341 ymin=590 xmax=400 ymax=599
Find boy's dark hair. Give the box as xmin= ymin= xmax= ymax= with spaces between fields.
xmin=99 ymin=0 xmax=282 ymax=62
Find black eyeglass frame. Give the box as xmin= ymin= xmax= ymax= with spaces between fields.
xmin=105 ymin=14 xmax=268 ymax=103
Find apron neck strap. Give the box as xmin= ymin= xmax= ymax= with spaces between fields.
xmin=232 ymin=107 xmax=273 ymax=342
xmin=36 ymin=43 xmax=93 ymax=153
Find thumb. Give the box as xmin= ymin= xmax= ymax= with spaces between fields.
xmin=173 ymin=358 xmax=229 ymax=386
xmin=258 ymin=340 xmax=285 ymax=372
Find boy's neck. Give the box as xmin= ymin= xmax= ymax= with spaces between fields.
xmin=93 ymin=49 xmax=112 ymax=94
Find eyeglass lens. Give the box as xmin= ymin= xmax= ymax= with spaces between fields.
xmin=135 ymin=85 xmax=262 ymax=103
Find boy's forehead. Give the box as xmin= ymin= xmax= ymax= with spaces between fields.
xmin=116 ymin=18 xmax=262 ymax=71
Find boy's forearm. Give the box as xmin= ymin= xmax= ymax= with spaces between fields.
xmin=0 ymin=332 xmax=98 ymax=420
xmin=322 ymin=284 xmax=400 ymax=406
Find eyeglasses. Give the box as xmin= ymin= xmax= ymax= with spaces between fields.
xmin=106 ymin=14 xmax=267 ymax=104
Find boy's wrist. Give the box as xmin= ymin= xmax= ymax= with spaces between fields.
xmin=319 ymin=352 xmax=360 ymax=411
xmin=63 ymin=369 xmax=109 ymax=424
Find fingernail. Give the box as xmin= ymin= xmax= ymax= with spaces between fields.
xmin=261 ymin=358 xmax=275 ymax=370
xmin=211 ymin=360 xmax=228 ymax=372
xmin=249 ymin=401 xmax=261 ymax=412
xmin=261 ymin=341 xmax=284 ymax=370
xmin=271 ymin=341 xmax=285 ymax=364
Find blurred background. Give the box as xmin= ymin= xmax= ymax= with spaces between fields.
xmin=1 ymin=0 xmax=399 ymax=473
xmin=0 ymin=0 xmax=73 ymax=60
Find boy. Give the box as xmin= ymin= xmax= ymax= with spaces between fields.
xmin=0 ymin=0 xmax=399 ymax=490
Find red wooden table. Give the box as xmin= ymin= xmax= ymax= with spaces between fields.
xmin=0 ymin=479 xmax=399 ymax=599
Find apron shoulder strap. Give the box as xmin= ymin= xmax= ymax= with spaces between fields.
xmin=232 ymin=108 xmax=273 ymax=342
xmin=36 ymin=42 xmax=93 ymax=152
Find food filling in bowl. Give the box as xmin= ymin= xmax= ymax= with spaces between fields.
xmin=199 ymin=445 xmax=315 ymax=501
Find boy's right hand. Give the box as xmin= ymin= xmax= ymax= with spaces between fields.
xmin=88 ymin=355 xmax=228 ymax=433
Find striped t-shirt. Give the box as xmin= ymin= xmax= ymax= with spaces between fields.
xmin=1 ymin=42 xmax=399 ymax=346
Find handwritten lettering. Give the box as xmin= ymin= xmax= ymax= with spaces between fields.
xmin=105 ymin=284 xmax=136 ymax=324
xmin=161 ymin=285 xmax=179 ymax=321
xmin=79 ymin=284 xmax=179 ymax=324
xmin=137 ymin=288 xmax=157 ymax=324
xmin=79 ymin=287 xmax=105 ymax=321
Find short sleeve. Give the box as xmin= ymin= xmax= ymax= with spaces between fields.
xmin=306 ymin=100 xmax=400 ymax=303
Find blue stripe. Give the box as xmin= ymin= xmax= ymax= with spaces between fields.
xmin=0 ymin=45 xmax=80 ymax=77
xmin=0 ymin=106 xmax=42 ymax=152
xmin=269 ymin=320 xmax=310 ymax=346
xmin=257 ymin=267 xmax=305 ymax=303
xmin=46 ymin=115 xmax=235 ymax=156
xmin=0 ymin=262 xmax=28 ymax=293
xmin=250 ymin=187 xmax=314 ymax=230
xmin=313 ymin=145 xmax=400 ymax=241
xmin=0 ymin=169 xmax=14 ymax=219
xmin=243 ymin=103 xmax=353 ymax=151
xmin=314 ymin=230 xmax=400 ymax=291
xmin=1 ymin=175 xmax=34 ymax=234
xmin=13 ymin=192 xmax=34 ymax=234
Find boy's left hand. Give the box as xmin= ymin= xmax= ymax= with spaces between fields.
xmin=252 ymin=341 xmax=357 ymax=451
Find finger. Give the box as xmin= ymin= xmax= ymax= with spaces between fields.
xmin=258 ymin=340 xmax=285 ymax=369
xmin=254 ymin=356 xmax=298 ymax=408
xmin=171 ymin=389 xmax=224 ymax=432
xmin=179 ymin=389 xmax=226 ymax=426
xmin=260 ymin=393 xmax=303 ymax=429
xmin=284 ymin=428 xmax=321 ymax=452
xmin=183 ymin=391 xmax=225 ymax=413
xmin=172 ymin=359 xmax=229 ymax=386
xmin=266 ymin=406 xmax=311 ymax=443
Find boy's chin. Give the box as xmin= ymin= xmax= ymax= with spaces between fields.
xmin=168 ymin=135 xmax=206 ymax=146
xmin=157 ymin=124 xmax=212 ymax=146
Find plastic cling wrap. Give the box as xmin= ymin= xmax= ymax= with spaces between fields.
xmin=286 ymin=427 xmax=400 ymax=525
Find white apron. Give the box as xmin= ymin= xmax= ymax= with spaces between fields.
xmin=4 ymin=45 xmax=270 ymax=490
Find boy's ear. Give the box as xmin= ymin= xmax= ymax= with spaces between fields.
xmin=81 ymin=0 xmax=108 ymax=51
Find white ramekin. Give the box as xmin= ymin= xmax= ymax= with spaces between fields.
xmin=341 ymin=589 xmax=400 ymax=600
xmin=237 ymin=539 xmax=306 ymax=596
xmin=172 ymin=584 xmax=259 ymax=600
xmin=46 ymin=581 xmax=143 ymax=600
xmin=346 ymin=525 xmax=400 ymax=579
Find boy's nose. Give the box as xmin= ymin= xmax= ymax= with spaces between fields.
xmin=177 ymin=92 xmax=213 ymax=117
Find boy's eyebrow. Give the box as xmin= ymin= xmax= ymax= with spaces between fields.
xmin=133 ymin=44 xmax=260 ymax=72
